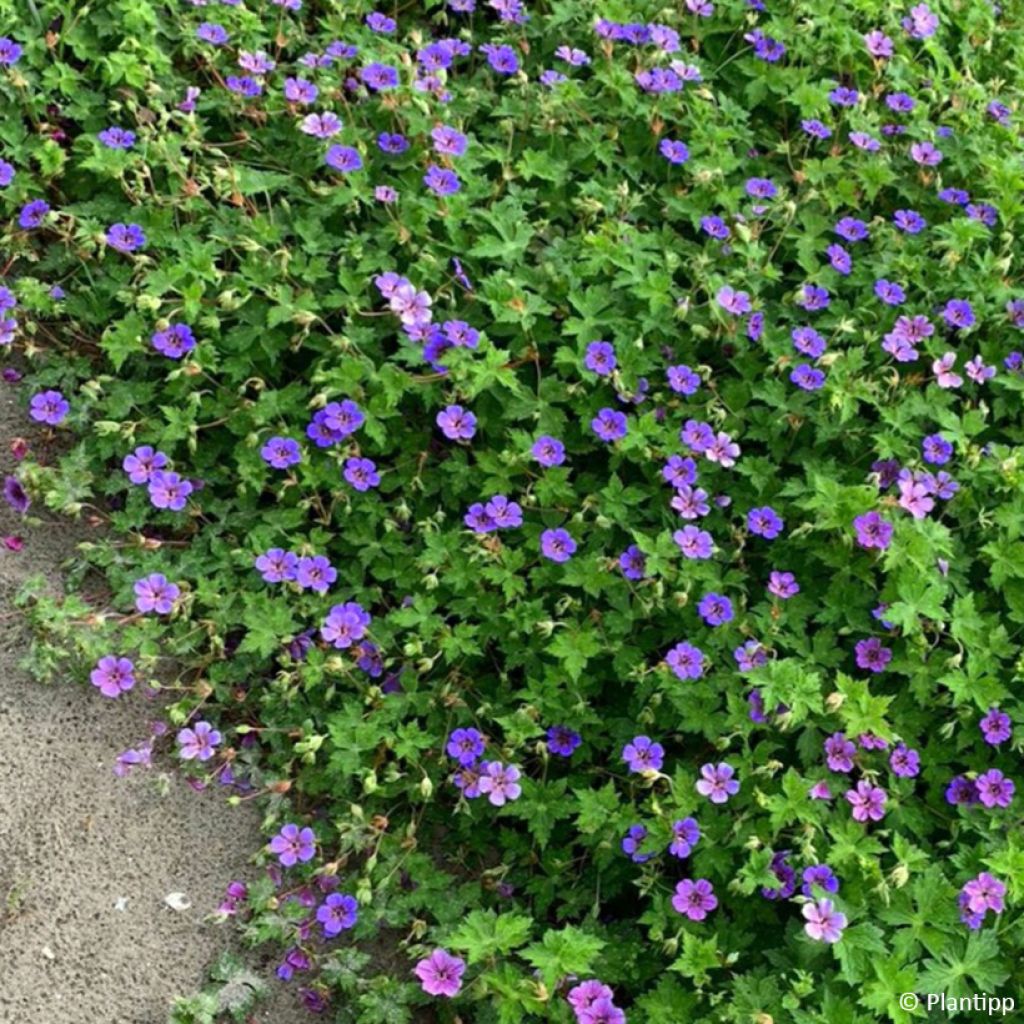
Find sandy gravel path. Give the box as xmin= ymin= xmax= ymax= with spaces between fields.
xmin=0 ymin=383 xmax=303 ymax=1023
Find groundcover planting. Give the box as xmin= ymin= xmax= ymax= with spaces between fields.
xmin=3 ymin=0 xmax=1024 ymax=1019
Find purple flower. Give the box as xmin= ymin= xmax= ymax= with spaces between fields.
xmin=431 ymin=125 xmax=468 ymax=157
xmin=123 ymin=446 xmax=168 ymax=484
xmin=268 ymin=823 xmax=316 ymax=867
xmin=791 ymin=328 xmax=826 ymax=360
xmin=464 ymin=503 xmax=495 ymax=533
xmin=976 ymin=769 xmax=1015 ymax=809
xmin=541 ymin=528 xmax=576 ymax=562
xmin=98 ymin=127 xmax=136 ymax=149
xmin=414 ymin=949 xmax=465 ymax=998
xmin=827 ymin=244 xmax=852 ymax=274
xmin=669 ymin=817 xmax=700 ymax=858
xmin=90 ymin=655 xmax=136 ymax=698
xmin=825 ymin=732 xmax=856 ymax=772
xmin=921 ymin=434 xmax=952 ymax=465
xmin=745 ymin=177 xmax=777 ymax=199
xmin=255 ymin=548 xmax=298 ymax=583
xmin=296 ymin=554 xmax=337 ymax=593
xmin=874 ymin=280 xmax=906 ymax=306
xmin=716 ymin=285 xmax=752 ymax=315
xmin=745 ymin=30 xmax=786 ymax=62
xmin=148 ymin=471 xmax=193 ymax=511
xmin=547 ymin=725 xmax=581 ymax=757
xmin=864 ymin=29 xmax=894 ymax=57
xmin=696 ymin=762 xmax=739 ymax=803
xmin=980 ymin=708 xmax=1012 ymax=746
xmin=437 ymin=404 xmax=476 ymax=440
xmin=748 ymin=506 xmax=783 ymax=539
xmin=889 ymin=743 xmax=920 ymax=778
xmin=3 ymin=475 xmax=29 ymax=514
xmin=106 ymin=223 xmax=146 ymax=253
xmin=835 ymin=217 xmax=869 ymax=242
xmin=591 ymin=408 xmax=627 ymax=442
xmin=829 ymin=86 xmax=859 ymax=107
xmin=29 ymin=390 xmax=69 ymax=425
xmin=477 ymin=761 xmax=522 ymax=806
xmin=360 ymin=62 xmax=399 ymax=90
xmin=343 ymin=457 xmax=380 ymax=491
xmin=855 ymin=637 xmax=892 ymax=673
xmin=261 ymin=436 xmax=301 ymax=469
xmin=659 ymin=138 xmax=690 ymax=164
xmin=321 ymin=602 xmax=371 ymax=649
xmin=801 ymin=119 xmax=832 ymax=140
xmin=851 ymin=507 xmax=892 ymax=548
xmin=666 ymin=641 xmax=704 ymax=680
xmin=18 ymin=200 xmax=50 ymax=230
xmin=910 ymin=140 xmax=943 ymax=166
xmin=803 ymin=899 xmax=847 ymax=942
xmin=621 ymin=824 xmax=653 ymax=863
xmin=697 ymin=592 xmax=733 ymax=626
xmin=0 ymin=36 xmax=23 ymax=65
xmin=802 ymin=865 xmax=839 ymax=897
xmin=622 ymin=735 xmax=664 ymax=773
xmin=366 ymin=10 xmax=397 ymax=31
xmin=961 ymin=873 xmax=1006 ymax=918
xmin=942 ymin=299 xmax=975 ymax=329
xmin=197 ymin=22 xmax=229 ymax=45
xmin=441 ymin=320 xmax=479 ymax=349
xmin=151 ymin=323 xmax=195 ymax=359
xmin=673 ymin=525 xmax=713 ymax=560
xmin=177 ymin=721 xmax=222 ymax=762
xmin=325 ymin=146 xmax=363 ymax=173
xmin=134 ymin=573 xmax=180 ymax=614
xmin=885 ymin=203 xmax=921 ymax=233
xmin=666 ymin=364 xmax=700 ymax=394
xmin=766 ymin=570 xmax=799 ymax=599
xmin=940 ymin=187 xmax=971 ymax=206
xmin=946 ymin=774 xmax=980 ymax=806
xmin=903 ymin=3 xmax=939 ymax=38
xmin=479 ymin=42 xmax=519 ymax=74
xmin=618 ymin=545 xmax=646 ymax=580
xmin=845 ymin=780 xmax=887 ymax=821
xmin=584 ymin=340 xmax=616 ymax=376
xmin=447 ymin=727 xmax=485 ymax=766
xmin=736 ymin=642 xmax=768 ymax=673
xmin=283 ymin=77 xmax=318 ymax=105
xmin=531 ymin=435 xmax=565 ymax=467
xmin=701 ymin=216 xmax=730 ymax=240
xmin=424 ymin=165 xmax=460 ymax=195
xmin=317 ymin=892 xmax=358 ymax=937
xmin=300 ymin=112 xmax=343 ymax=138
xmin=568 ymin=981 xmax=615 ymax=1017
xmin=791 ymin=365 xmax=825 ymax=391
xmin=0 ymin=160 xmax=12 ymax=186
xmin=671 ymin=879 xmax=717 ymax=921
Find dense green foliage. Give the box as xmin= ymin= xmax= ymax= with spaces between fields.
xmin=4 ymin=0 xmax=1024 ymax=1020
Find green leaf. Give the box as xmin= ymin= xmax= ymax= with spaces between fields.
xmin=522 ymin=926 xmax=605 ymax=989
xmin=448 ymin=909 xmax=535 ymax=964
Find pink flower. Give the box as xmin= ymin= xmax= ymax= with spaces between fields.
xmin=802 ymin=898 xmax=847 ymax=942
xmin=671 ymin=878 xmax=717 ymax=920
xmin=932 ymin=351 xmax=962 ymax=389
xmin=414 ymin=948 xmax=465 ymax=997
xmin=477 ymin=761 xmax=522 ymax=806
xmin=845 ymin=780 xmax=887 ymax=821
